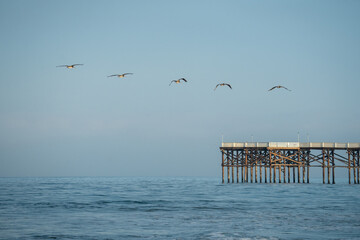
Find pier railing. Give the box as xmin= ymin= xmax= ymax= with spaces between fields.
xmin=221 ymin=142 xmax=360 ymax=149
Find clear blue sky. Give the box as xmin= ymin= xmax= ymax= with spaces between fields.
xmin=0 ymin=0 xmax=359 ymax=177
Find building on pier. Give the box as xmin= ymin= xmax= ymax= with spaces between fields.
xmin=220 ymin=142 xmax=360 ymax=184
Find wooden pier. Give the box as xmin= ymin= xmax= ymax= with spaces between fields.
xmin=220 ymin=142 xmax=360 ymax=184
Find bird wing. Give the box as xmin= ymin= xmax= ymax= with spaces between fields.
xmin=56 ymin=65 xmax=68 ymax=67
xmin=226 ymin=84 xmax=232 ymax=89
xmin=268 ymin=86 xmax=276 ymax=91
xmin=179 ymin=78 xmax=187 ymax=82
xmin=107 ymin=74 xmax=118 ymax=77
xmin=123 ymin=73 xmax=133 ymax=75
xmin=72 ymin=64 xmax=84 ymax=66
xmin=169 ymin=80 xmax=176 ymax=86
xmin=214 ymin=84 xmax=220 ymax=90
xmin=281 ymin=86 xmax=291 ymax=91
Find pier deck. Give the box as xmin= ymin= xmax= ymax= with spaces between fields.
xmin=220 ymin=142 xmax=360 ymax=184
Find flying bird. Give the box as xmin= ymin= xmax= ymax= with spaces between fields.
xmin=107 ymin=73 xmax=133 ymax=78
xmin=268 ymin=85 xmax=291 ymax=91
xmin=214 ymin=83 xmax=232 ymax=90
xmin=169 ymin=78 xmax=187 ymax=86
xmin=56 ymin=64 xmax=83 ymax=69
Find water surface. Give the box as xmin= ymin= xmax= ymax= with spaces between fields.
xmin=0 ymin=177 xmax=359 ymax=239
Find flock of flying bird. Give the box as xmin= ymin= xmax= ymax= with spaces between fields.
xmin=56 ymin=64 xmax=291 ymax=92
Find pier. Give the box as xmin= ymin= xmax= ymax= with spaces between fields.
xmin=220 ymin=142 xmax=360 ymax=184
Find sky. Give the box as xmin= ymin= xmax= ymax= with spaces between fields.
xmin=0 ymin=0 xmax=359 ymax=177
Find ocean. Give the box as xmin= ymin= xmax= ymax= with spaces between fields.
xmin=0 ymin=177 xmax=359 ymax=240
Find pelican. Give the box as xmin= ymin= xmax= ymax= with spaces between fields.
xmin=56 ymin=64 xmax=83 ymax=69
xmin=169 ymin=78 xmax=187 ymax=86
xmin=107 ymin=73 xmax=133 ymax=78
xmin=268 ymin=85 xmax=291 ymax=91
xmin=214 ymin=83 xmax=232 ymax=90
